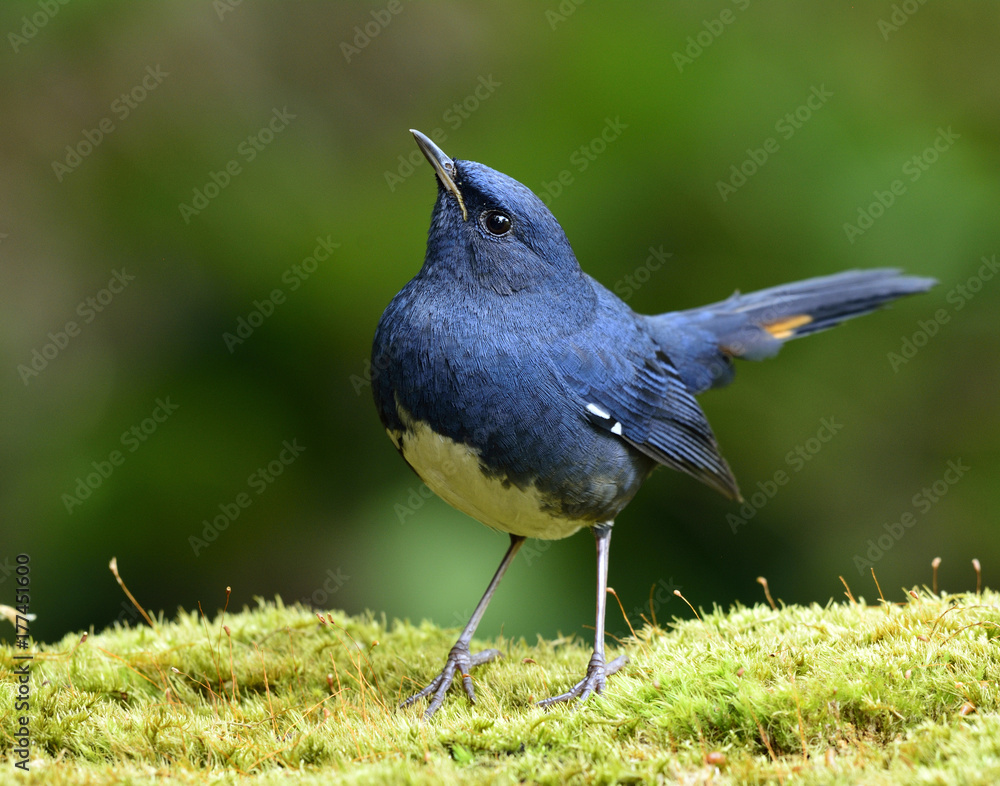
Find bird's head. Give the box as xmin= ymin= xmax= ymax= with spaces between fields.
xmin=410 ymin=129 xmax=582 ymax=295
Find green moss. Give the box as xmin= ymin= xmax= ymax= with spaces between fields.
xmin=2 ymin=589 xmax=999 ymax=784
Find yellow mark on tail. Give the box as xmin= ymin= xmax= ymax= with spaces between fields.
xmin=764 ymin=314 xmax=813 ymax=339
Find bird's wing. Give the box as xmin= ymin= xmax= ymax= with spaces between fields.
xmin=549 ymin=339 xmax=740 ymax=500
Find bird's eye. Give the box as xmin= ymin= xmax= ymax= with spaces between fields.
xmin=481 ymin=210 xmax=513 ymax=237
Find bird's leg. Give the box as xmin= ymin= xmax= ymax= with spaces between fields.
xmin=401 ymin=533 xmax=525 ymax=719
xmin=538 ymin=522 xmax=626 ymax=707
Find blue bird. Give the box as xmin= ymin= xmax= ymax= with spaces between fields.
xmin=372 ymin=129 xmax=936 ymax=718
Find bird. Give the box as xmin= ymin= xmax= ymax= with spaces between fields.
xmin=371 ymin=129 xmax=936 ymax=719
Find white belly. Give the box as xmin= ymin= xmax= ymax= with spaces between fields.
xmin=389 ymin=414 xmax=589 ymax=540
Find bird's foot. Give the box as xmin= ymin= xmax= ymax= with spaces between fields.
xmin=538 ymin=651 xmax=627 ymax=708
xmin=400 ymin=642 xmax=502 ymax=719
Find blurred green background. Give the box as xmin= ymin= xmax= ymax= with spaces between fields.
xmin=2 ymin=2 xmax=998 ymax=646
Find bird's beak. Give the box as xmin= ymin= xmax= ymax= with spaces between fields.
xmin=410 ymin=129 xmax=468 ymax=221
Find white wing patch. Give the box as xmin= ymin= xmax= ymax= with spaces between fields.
xmin=586 ymin=402 xmax=611 ymax=419
xmin=586 ymin=402 xmax=624 ymax=437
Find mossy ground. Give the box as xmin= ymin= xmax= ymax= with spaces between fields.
xmin=2 ymin=586 xmax=999 ymax=785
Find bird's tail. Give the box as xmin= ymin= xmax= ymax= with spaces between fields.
xmin=646 ymin=268 xmax=937 ymax=393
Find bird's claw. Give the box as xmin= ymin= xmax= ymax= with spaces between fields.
xmin=538 ymin=652 xmax=627 ymax=708
xmin=400 ymin=643 xmax=502 ymax=719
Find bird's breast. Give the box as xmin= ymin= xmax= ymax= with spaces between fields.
xmin=390 ymin=411 xmax=592 ymax=540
